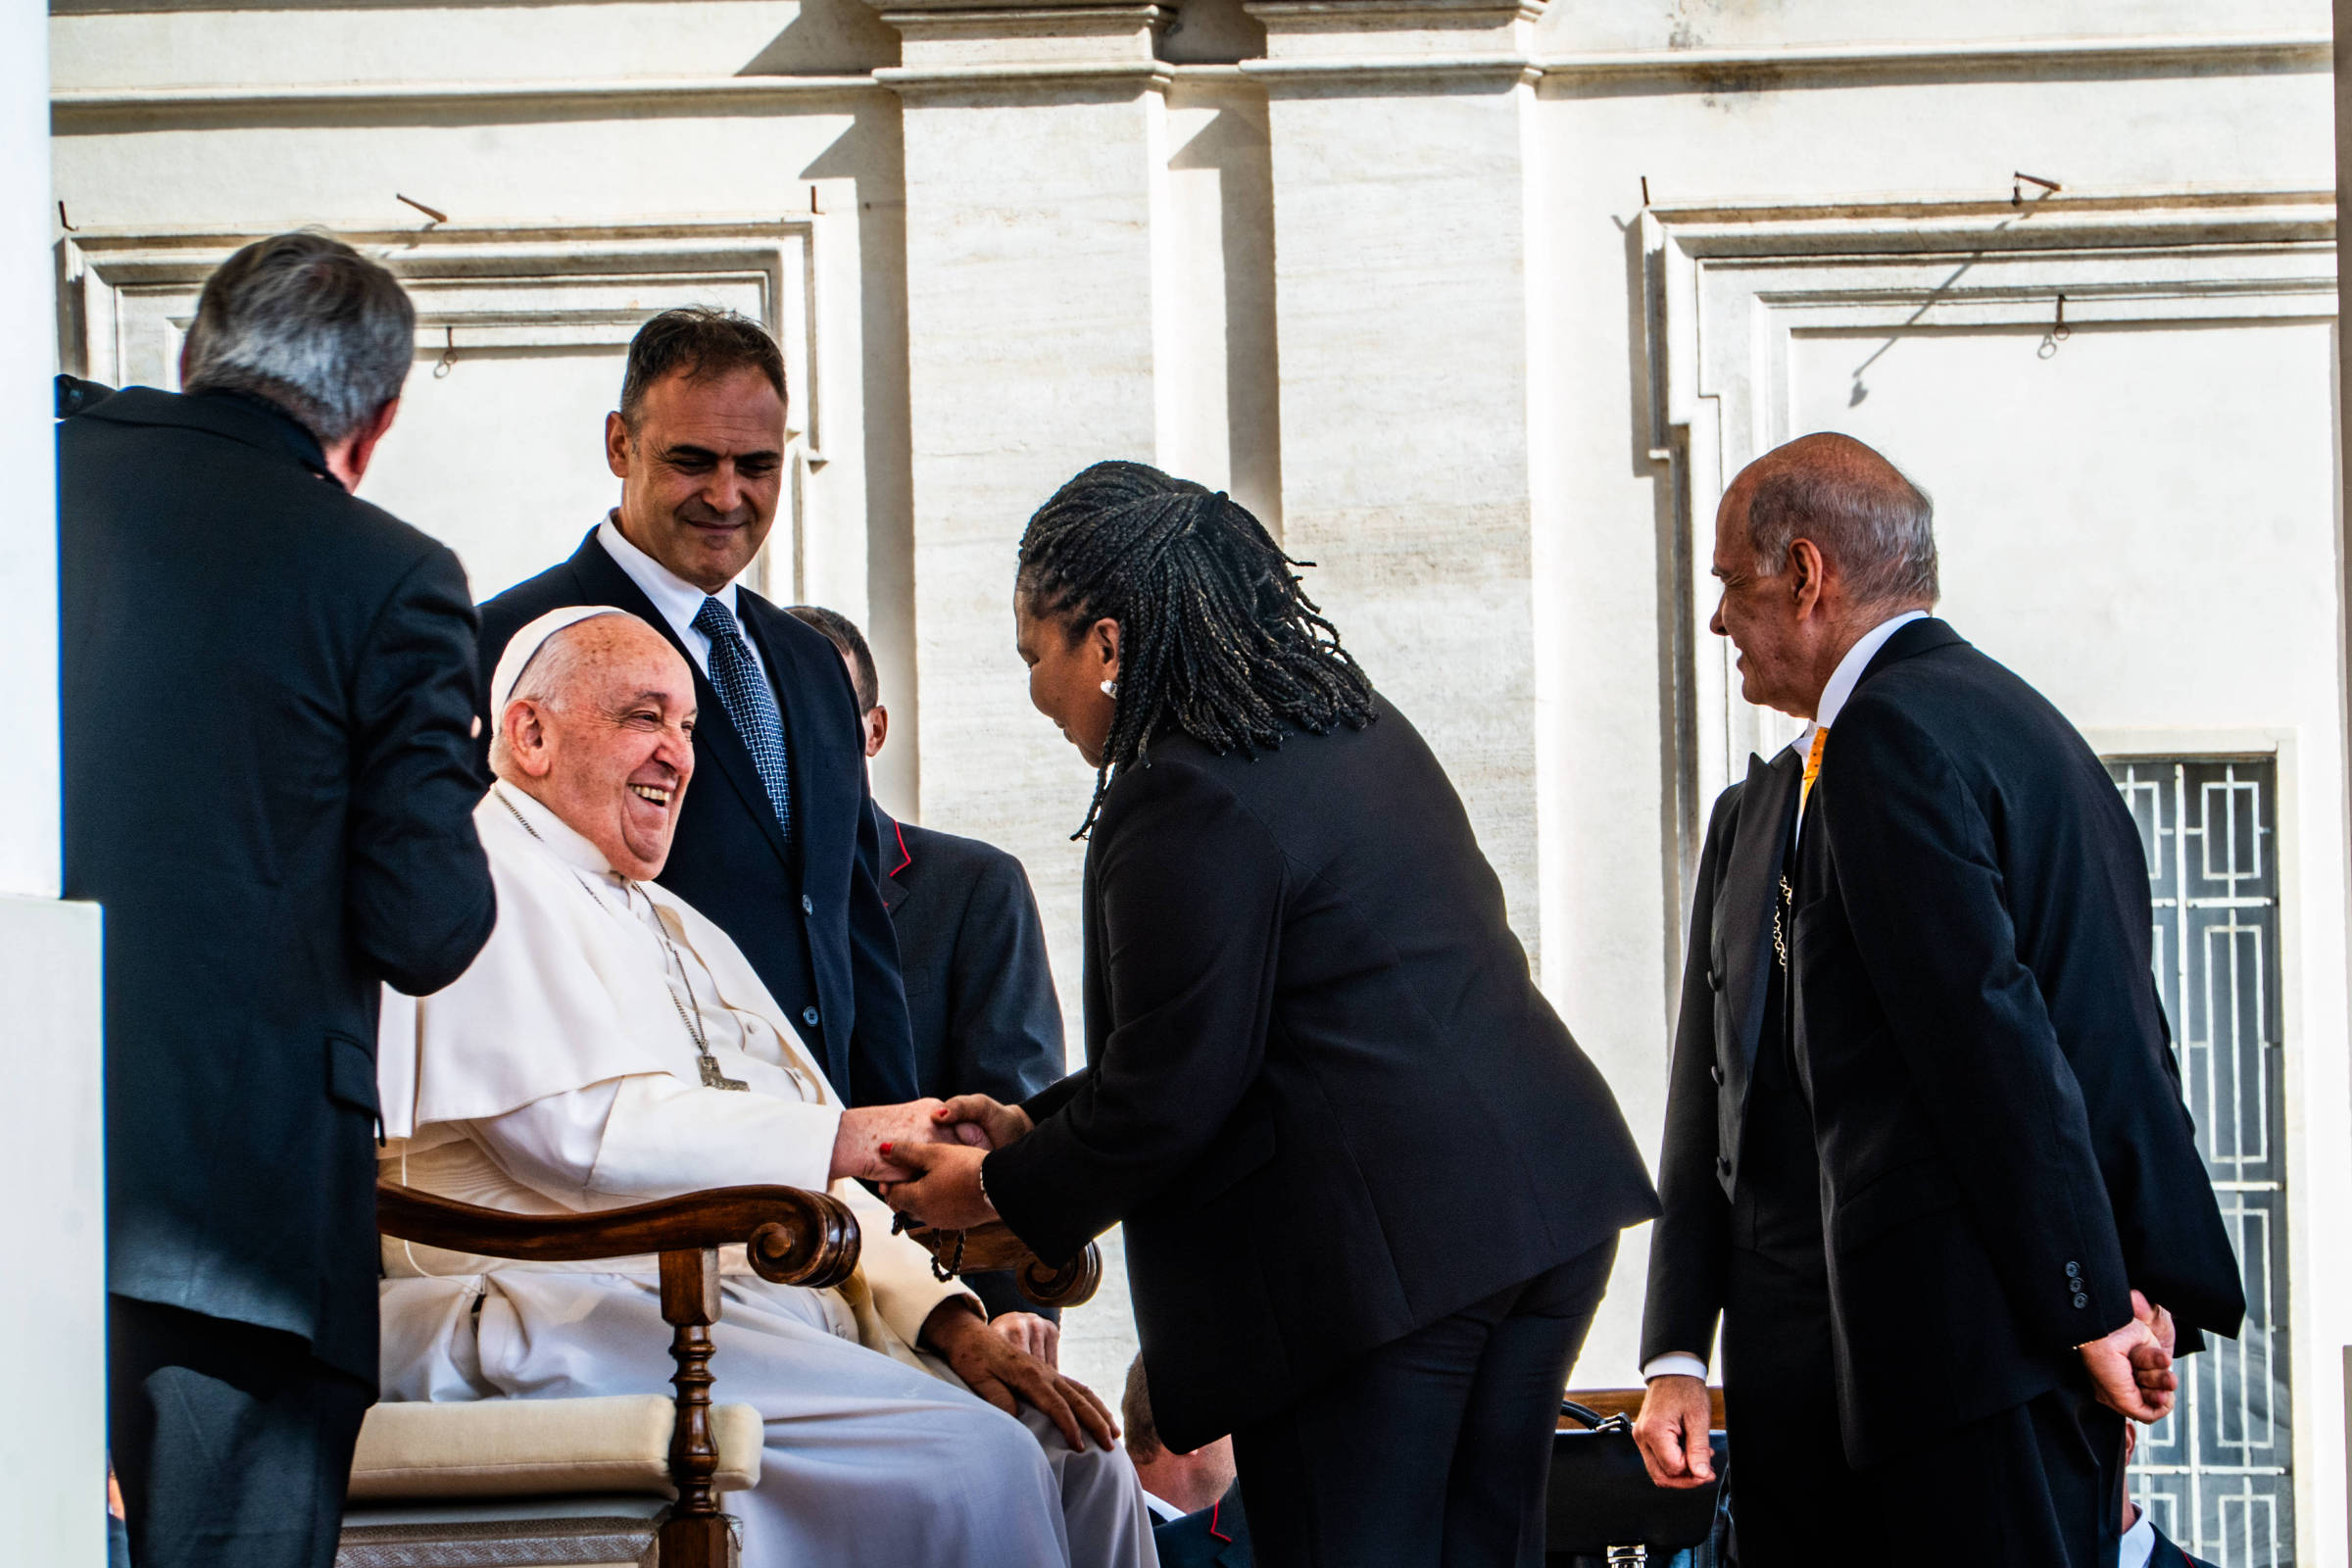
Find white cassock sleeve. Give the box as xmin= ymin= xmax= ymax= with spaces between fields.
xmin=464 ymin=1074 xmax=841 ymax=1204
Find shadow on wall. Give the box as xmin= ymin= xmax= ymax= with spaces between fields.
xmin=741 ymin=0 xmax=904 ymax=75
xmin=1169 ymin=103 xmax=1283 ymax=526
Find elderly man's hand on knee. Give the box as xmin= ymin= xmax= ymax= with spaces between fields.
xmin=920 ymin=1298 xmax=1114 ymax=1451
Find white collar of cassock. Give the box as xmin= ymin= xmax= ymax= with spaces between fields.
xmin=494 ymin=781 xmax=624 ymax=886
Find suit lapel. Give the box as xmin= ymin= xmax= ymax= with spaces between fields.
xmin=569 ymin=539 xmax=796 ymax=875
xmin=1719 ymin=747 xmax=1803 ymax=1083
xmin=872 ymin=803 xmax=910 ymax=913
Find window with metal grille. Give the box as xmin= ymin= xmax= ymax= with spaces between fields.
xmin=2106 ymin=757 xmax=2290 ymax=1566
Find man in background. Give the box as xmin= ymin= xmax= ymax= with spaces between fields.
xmin=61 ymin=230 xmax=497 ymax=1568
xmin=1634 ymin=432 xmax=2241 ymax=1565
xmin=1123 ymin=1355 xmax=1251 ymax=1568
xmin=476 ymin=307 xmax=916 ymax=1106
xmin=787 ymin=603 xmax=1066 ymax=1332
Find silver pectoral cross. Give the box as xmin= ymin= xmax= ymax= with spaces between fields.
xmin=699 ymin=1056 xmax=750 ymax=1092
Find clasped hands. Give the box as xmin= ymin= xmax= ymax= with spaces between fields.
xmin=1631 ymin=1290 xmax=2180 ymax=1491
xmin=830 ymin=1094 xmax=1035 ymax=1232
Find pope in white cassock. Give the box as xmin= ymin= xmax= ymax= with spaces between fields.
xmin=373 ymin=605 xmax=1157 ymax=1567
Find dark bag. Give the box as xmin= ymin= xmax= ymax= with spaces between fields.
xmin=1544 ymin=1399 xmax=1727 ymax=1558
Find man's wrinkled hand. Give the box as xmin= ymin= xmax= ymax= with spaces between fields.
xmin=934 ymin=1094 xmax=1034 ymax=1152
xmin=1633 ymin=1374 xmax=1717 ymax=1490
xmin=989 ymin=1311 xmax=1060 ymax=1370
xmin=2082 ymin=1291 xmax=2177 ymax=1423
xmin=879 ymin=1141 xmax=999 ymax=1230
xmin=830 ymin=1099 xmax=959 ymax=1184
xmin=921 ymin=1299 xmax=1113 ymax=1451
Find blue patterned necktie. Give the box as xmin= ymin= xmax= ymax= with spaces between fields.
xmin=692 ymin=596 xmax=792 ymax=843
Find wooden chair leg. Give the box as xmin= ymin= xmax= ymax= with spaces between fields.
xmin=657 ymin=1247 xmax=734 ymax=1568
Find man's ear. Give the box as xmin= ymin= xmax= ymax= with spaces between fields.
xmin=865 ymin=704 xmax=889 ymax=760
xmin=605 ymin=412 xmax=633 ymax=479
xmin=1788 ymin=538 xmax=1827 ymax=616
xmin=505 ymin=700 xmax=556 ymax=777
xmin=341 ymin=397 xmax=402 ymax=488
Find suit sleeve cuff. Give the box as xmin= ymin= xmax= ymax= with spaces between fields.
xmin=1642 ymin=1352 xmax=1710 ymax=1382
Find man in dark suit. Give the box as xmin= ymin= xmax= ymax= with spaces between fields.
xmin=474 ymin=308 xmax=916 ymax=1106
xmin=2120 ymin=1426 xmax=2219 ymax=1568
xmin=1122 ymin=1356 xmax=1253 ymax=1568
xmin=786 ymin=604 xmax=1066 ymax=1329
xmin=1633 ymin=433 xmax=2244 ymax=1566
xmin=60 ymin=231 xmax=497 ymax=1568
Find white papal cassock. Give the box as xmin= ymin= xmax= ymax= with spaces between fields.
xmin=375 ymin=783 xmax=1155 ymax=1568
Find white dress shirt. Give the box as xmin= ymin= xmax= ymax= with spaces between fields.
xmin=1143 ymin=1493 xmax=1186 ymax=1527
xmin=2118 ymin=1504 xmax=2155 ymax=1568
xmin=1642 ymin=610 xmax=1930 ymax=1387
xmin=596 ymin=513 xmax=767 ymax=685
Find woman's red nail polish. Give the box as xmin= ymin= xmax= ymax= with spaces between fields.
xmin=880 ymin=1142 xmax=894 ymax=1153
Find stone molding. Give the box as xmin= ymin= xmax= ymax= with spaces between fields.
xmin=52 ymin=28 xmax=2327 ymax=117
xmin=1537 ymin=30 xmax=2328 ymax=89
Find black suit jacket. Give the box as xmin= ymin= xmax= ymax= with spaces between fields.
xmin=2149 ymin=1520 xmax=2219 ymax=1568
xmin=984 ymin=695 xmax=1660 ymax=1452
xmin=1645 ymin=618 xmax=2243 ymax=1464
xmin=60 ymin=388 xmax=496 ymax=1380
xmin=873 ymin=805 xmax=1065 ymax=1105
xmin=1152 ymin=1482 xmax=1252 ymax=1568
xmin=476 ymin=530 xmax=915 ymax=1105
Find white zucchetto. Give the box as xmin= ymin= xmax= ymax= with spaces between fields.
xmin=487 ymin=605 xmax=637 ymax=736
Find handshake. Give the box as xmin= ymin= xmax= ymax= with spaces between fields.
xmin=830 ymin=1094 xmax=1039 ymax=1231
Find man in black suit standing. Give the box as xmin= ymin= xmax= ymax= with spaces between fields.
xmin=475 ymin=309 xmax=916 ymax=1105
xmin=787 ymin=604 xmax=1065 ymax=1331
xmin=1633 ymin=433 xmax=2244 ymax=1566
xmin=60 ymin=231 xmax=498 ymax=1568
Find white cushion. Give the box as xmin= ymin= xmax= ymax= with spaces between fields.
xmin=350 ymin=1395 xmax=762 ymax=1501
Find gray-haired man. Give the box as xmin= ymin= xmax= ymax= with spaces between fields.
xmin=60 ymin=230 xmax=497 ymax=1568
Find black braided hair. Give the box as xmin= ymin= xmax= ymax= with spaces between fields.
xmin=1016 ymin=460 xmax=1377 ymax=838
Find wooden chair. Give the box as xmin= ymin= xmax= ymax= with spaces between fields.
xmin=340 ymin=1180 xmax=1099 ymax=1568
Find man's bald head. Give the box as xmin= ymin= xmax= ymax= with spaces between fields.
xmin=1727 ymin=432 xmax=1937 ymax=612
xmin=493 ymin=612 xmax=699 ymax=879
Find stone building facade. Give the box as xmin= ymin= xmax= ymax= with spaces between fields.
xmin=45 ymin=0 xmax=2341 ymax=1558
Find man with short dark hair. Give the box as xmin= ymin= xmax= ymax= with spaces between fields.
xmin=476 ymin=308 xmax=918 ymax=1105
xmin=60 ymin=229 xmax=497 ymax=1568
xmin=1632 ymin=432 xmax=2244 ymax=1565
xmin=787 ymin=602 xmax=1066 ymax=1333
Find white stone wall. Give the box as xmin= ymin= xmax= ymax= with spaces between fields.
xmin=45 ymin=0 xmax=2345 ymax=1553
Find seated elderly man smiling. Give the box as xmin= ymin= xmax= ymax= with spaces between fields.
xmin=375 ymin=607 xmax=1153 ymax=1568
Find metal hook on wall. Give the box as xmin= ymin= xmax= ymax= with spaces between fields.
xmin=2011 ymin=171 xmax=2062 ymax=209
xmin=433 ymin=325 xmax=458 ymax=379
xmin=2036 ymin=293 xmax=2070 ymax=360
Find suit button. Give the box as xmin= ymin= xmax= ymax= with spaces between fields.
xmin=2073 ymin=1293 xmax=2089 ymax=1309
xmin=801 ymin=894 xmax=814 ymax=914
xmin=2065 ymin=1261 xmax=2082 ymax=1279
xmin=802 ymin=1006 xmax=820 ymax=1028
xmin=1709 ymin=1064 xmax=1725 ymax=1087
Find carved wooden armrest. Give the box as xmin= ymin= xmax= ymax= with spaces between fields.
xmin=375 ymin=1180 xmax=860 ymax=1568
xmin=375 ymin=1181 xmax=860 ymax=1288
xmin=896 ymin=1220 xmax=1102 ymax=1309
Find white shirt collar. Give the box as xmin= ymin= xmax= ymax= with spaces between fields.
xmin=1794 ymin=610 xmax=1929 ymax=758
xmin=488 ymin=781 xmax=619 ymax=883
xmin=597 ymin=513 xmax=740 ymax=627
xmin=1142 ymin=1492 xmax=1186 ymax=1526
xmin=2118 ymin=1503 xmax=2155 ymax=1568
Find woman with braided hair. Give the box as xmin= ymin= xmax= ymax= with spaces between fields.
xmin=882 ymin=461 xmax=1659 ymax=1568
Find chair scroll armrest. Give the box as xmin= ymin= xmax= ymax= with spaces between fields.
xmin=376 ymin=1180 xmax=860 ymax=1289
xmin=899 ymin=1220 xmax=1102 ymax=1309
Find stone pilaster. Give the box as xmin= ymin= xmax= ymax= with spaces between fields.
xmin=1242 ymin=0 xmax=1554 ymax=963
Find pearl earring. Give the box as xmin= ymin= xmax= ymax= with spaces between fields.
xmin=1100 ymin=679 xmax=1119 ymax=699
